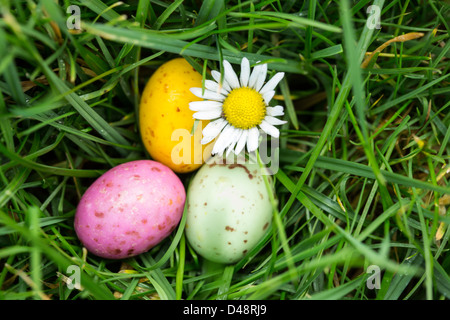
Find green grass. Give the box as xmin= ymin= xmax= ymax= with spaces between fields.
xmin=0 ymin=0 xmax=449 ymax=301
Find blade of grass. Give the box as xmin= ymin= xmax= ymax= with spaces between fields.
xmin=279 ymin=78 xmax=298 ymax=130
xmin=153 ymin=0 xmax=184 ymax=30
xmin=27 ymin=206 xmax=43 ymax=300
xmin=307 ymin=275 xmax=366 ymax=300
xmin=240 ymin=11 xmax=342 ymax=34
xmin=120 ymin=277 xmax=139 ymax=300
xmin=0 ymin=142 xmax=104 ymax=178
xmin=140 ymin=255 xmax=176 ymax=300
xmin=340 ymin=0 xmax=392 ymax=210
xmin=79 ymin=0 xmax=121 ymax=22
xmin=83 ymin=23 xmax=306 ymax=74
xmin=0 ymin=209 xmax=116 ymax=300
xmin=371 ymin=73 xmax=450 ymax=115
xmin=310 ymin=44 xmax=343 ymax=60
xmin=412 ymin=187 xmax=434 ymax=300
xmin=281 ymin=150 xmax=450 ymax=195
xmin=216 ymin=265 xmax=234 ymax=300
xmin=175 ymin=233 xmax=186 ymax=300
xmin=194 ymin=0 xmax=224 ymax=27
xmin=278 ymin=0 xmax=386 ymax=226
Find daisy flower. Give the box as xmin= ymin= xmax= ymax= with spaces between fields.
xmin=189 ymin=57 xmax=287 ymax=156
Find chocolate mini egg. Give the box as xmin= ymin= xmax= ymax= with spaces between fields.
xmin=74 ymin=160 xmax=185 ymax=259
xmin=139 ymin=57 xmax=213 ymax=174
xmin=185 ymin=156 xmax=274 ymax=264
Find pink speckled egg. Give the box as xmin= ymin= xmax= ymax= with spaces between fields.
xmin=74 ymin=160 xmax=185 ymax=259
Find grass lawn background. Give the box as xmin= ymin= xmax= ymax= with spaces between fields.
xmin=0 ymin=0 xmax=449 ymax=300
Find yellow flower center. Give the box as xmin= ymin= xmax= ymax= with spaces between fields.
xmin=222 ymin=87 xmax=266 ymax=130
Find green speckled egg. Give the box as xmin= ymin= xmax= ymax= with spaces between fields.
xmin=185 ymin=155 xmax=273 ymax=264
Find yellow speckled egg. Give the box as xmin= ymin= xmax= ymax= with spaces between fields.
xmin=139 ymin=58 xmax=213 ymax=173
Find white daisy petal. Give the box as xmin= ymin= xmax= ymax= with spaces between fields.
xmin=189 ymin=100 xmax=223 ymax=112
xmin=193 ymin=109 xmax=222 ymax=120
xmin=205 ymin=79 xmax=228 ymax=95
xmin=234 ymin=130 xmax=248 ymax=155
xmin=211 ymin=139 xmax=226 ymax=156
xmin=254 ymin=66 xmax=267 ymax=92
xmin=262 ymin=90 xmax=275 ymax=105
xmin=246 ymin=127 xmax=260 ymax=152
xmin=248 ymin=63 xmax=267 ymax=90
xmin=202 ymin=118 xmax=227 ymax=141
xmin=191 ymin=106 xmax=222 ymax=115
xmin=249 ymin=63 xmax=268 ymax=92
xmin=266 ymin=105 xmax=285 ymax=117
xmin=259 ymin=120 xmax=280 ymax=138
xmin=212 ymin=124 xmax=236 ymax=155
xmin=190 ymin=87 xmax=203 ymax=98
xmin=240 ymin=57 xmax=250 ymax=87
xmin=204 ymin=79 xmax=219 ymax=91
xmin=259 ymin=72 xmax=285 ymax=95
xmin=190 ymin=87 xmax=225 ymax=101
xmin=210 ymin=70 xmax=221 ymax=83
xmin=226 ymin=129 xmax=243 ymax=156
xmin=201 ymin=136 xmax=216 ymax=145
xmin=264 ymin=115 xmax=287 ymax=126
xmin=223 ymin=60 xmax=240 ymax=89
xmin=211 ymin=70 xmax=231 ymax=92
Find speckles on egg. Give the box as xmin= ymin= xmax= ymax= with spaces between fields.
xmin=74 ymin=160 xmax=186 ymax=260
xmin=225 ymin=226 xmax=235 ymax=232
xmin=185 ymin=155 xmax=274 ymax=264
